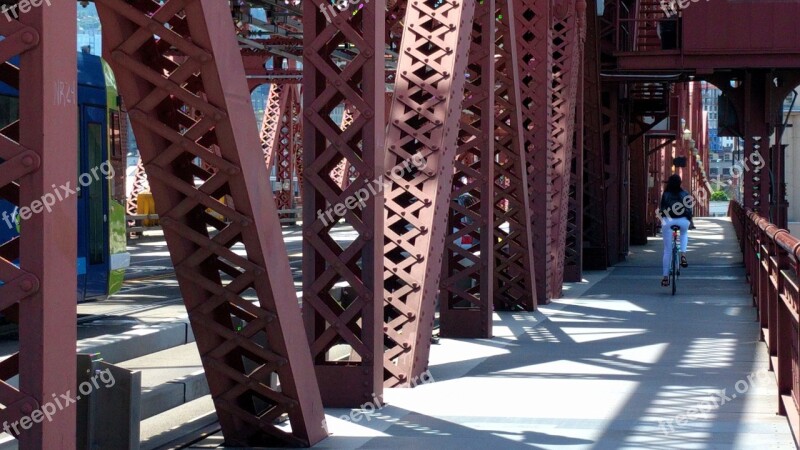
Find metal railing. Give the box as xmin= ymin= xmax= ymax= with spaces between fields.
xmin=126 ymin=208 xmax=303 ymax=233
xmin=729 ymin=200 xmax=800 ymax=442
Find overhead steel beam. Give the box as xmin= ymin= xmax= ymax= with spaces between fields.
xmin=95 ymin=0 xmax=326 ymax=445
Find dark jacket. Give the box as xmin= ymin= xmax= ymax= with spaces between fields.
xmin=659 ymin=190 xmax=693 ymax=220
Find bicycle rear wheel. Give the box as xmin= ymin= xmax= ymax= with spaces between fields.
xmin=671 ymin=247 xmax=678 ymax=295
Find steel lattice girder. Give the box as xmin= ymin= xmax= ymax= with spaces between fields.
xmin=260 ymin=83 xmax=288 ymax=172
xmin=301 ymin=0 xmax=385 ymax=406
xmin=546 ymin=0 xmax=583 ymax=298
xmin=493 ymin=0 xmax=538 ymax=311
xmin=383 ymin=0 xmax=476 ymax=387
xmin=94 ymin=0 xmax=326 ymax=446
xmin=275 ymin=86 xmax=298 ymax=211
xmin=551 ymin=0 xmax=586 ymax=282
xmin=439 ymin=0 xmax=495 ymax=338
xmin=126 ymin=157 xmax=150 ymax=217
xmin=0 ymin=4 xmax=79 ymax=448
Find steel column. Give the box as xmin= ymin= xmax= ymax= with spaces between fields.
xmin=581 ymin=1 xmax=608 ymax=270
xmin=493 ymin=0 xmax=538 ymax=311
xmin=547 ymin=0 xmax=584 ymax=296
xmin=383 ymin=0 xmax=475 ymax=386
xmin=514 ymin=0 xmax=552 ymax=302
xmin=95 ymin=0 xmax=326 ymax=445
xmin=301 ymin=0 xmax=385 ymax=405
xmin=0 ymin=3 xmax=80 ymax=448
xmin=439 ymin=0 xmax=495 ymax=338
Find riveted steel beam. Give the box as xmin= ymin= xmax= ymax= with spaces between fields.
xmin=383 ymin=0 xmax=476 ymax=386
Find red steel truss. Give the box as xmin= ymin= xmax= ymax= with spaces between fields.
xmin=383 ymin=0 xmax=475 ymax=386
xmin=94 ymin=0 xmax=326 ymax=446
xmin=0 ymin=3 xmax=78 ymax=448
xmin=493 ymin=0 xmax=538 ymax=311
xmin=301 ymin=0 xmax=385 ymax=406
xmin=439 ymin=0 xmax=495 ymax=338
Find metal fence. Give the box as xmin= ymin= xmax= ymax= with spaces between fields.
xmin=126 ymin=208 xmax=302 ymax=234
xmin=729 ymin=200 xmax=800 ymax=443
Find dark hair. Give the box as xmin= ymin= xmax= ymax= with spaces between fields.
xmin=666 ymin=174 xmax=682 ymax=193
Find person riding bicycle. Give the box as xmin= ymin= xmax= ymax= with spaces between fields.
xmin=658 ymin=174 xmax=695 ymax=287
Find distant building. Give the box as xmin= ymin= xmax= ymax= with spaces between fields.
xmin=702 ymin=81 xmax=740 ymax=196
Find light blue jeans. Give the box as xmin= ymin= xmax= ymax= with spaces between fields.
xmin=662 ymin=217 xmax=690 ymax=277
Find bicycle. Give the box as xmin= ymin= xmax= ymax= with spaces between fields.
xmin=669 ymin=224 xmax=681 ymax=295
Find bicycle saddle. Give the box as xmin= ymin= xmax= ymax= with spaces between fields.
xmin=670 ymin=225 xmax=681 ymax=231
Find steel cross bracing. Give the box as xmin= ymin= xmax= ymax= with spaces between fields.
xmin=439 ymin=0 xmax=495 ymax=338
xmin=94 ymin=0 xmax=326 ymax=446
xmin=0 ymin=3 xmax=78 ymax=448
xmin=514 ymin=0 xmax=554 ymax=302
xmin=300 ymin=0 xmax=386 ymax=406
xmin=383 ymin=0 xmax=476 ymax=386
xmin=330 ymin=105 xmax=358 ymax=190
xmin=259 ymin=82 xmax=287 ymax=172
xmin=274 ymin=85 xmax=299 ymax=211
xmin=493 ymin=0 xmax=538 ymax=311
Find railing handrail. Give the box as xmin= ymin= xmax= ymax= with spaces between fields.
xmin=737 ymin=202 xmax=800 ymax=260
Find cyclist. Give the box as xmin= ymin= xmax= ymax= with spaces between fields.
xmin=658 ymin=174 xmax=694 ymax=287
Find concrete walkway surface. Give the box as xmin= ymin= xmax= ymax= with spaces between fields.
xmin=191 ymin=217 xmax=795 ymax=449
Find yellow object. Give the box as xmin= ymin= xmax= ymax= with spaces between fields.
xmin=136 ymin=191 xmax=157 ymax=227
